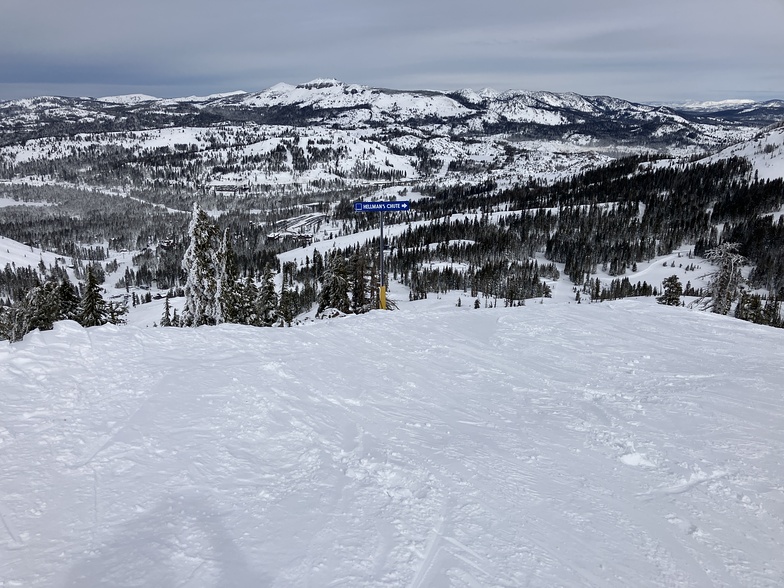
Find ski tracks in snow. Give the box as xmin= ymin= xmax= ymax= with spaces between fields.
xmin=2 ymin=304 xmax=784 ymax=586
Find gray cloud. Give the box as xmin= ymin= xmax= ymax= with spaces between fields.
xmin=1 ymin=0 xmax=783 ymax=102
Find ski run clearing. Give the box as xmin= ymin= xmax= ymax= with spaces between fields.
xmin=2 ymin=297 xmax=783 ymax=587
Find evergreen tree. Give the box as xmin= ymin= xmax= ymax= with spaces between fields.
xmin=734 ymin=292 xmax=783 ymax=328
xmin=762 ymin=296 xmax=784 ymax=328
xmin=181 ymin=204 xmax=221 ymax=327
xmin=763 ymin=296 xmax=783 ymax=328
xmin=57 ymin=275 xmax=80 ymax=320
xmin=657 ymin=275 xmax=683 ymax=306
xmin=0 ymin=281 xmax=60 ymax=341
xmin=734 ymin=291 xmax=763 ymax=323
xmin=318 ymin=255 xmax=350 ymax=315
xmin=349 ymin=250 xmax=369 ymax=313
xmin=77 ymin=266 xmax=109 ymax=327
xmin=330 ymin=256 xmax=351 ymax=314
xmin=106 ymin=300 xmax=128 ymax=325
xmin=0 ymin=273 xmax=98 ymax=341
xmin=160 ymin=293 xmax=173 ymax=327
xmin=234 ymin=277 xmax=259 ymax=326
xmin=316 ymin=265 xmax=333 ymax=314
xmin=217 ymin=228 xmax=241 ymax=324
xmin=256 ymin=266 xmax=278 ymax=326
xmin=25 ymin=281 xmax=62 ymax=332
xmin=278 ymin=279 xmax=295 ymax=326
xmin=312 ymin=249 xmax=324 ymax=282
xmin=0 ymin=306 xmax=11 ymax=341
xmin=703 ymin=243 xmax=746 ymax=315
xmin=86 ymin=262 xmax=105 ymax=285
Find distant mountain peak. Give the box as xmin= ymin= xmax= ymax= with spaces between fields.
xmin=96 ymin=93 xmax=160 ymax=105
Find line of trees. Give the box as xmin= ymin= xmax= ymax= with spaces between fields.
xmin=0 ymin=266 xmax=127 ymax=342
xmin=172 ymin=205 xmax=379 ymax=329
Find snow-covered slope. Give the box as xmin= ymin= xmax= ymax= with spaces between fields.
xmin=2 ymin=299 xmax=783 ymax=587
xmin=0 ymin=233 xmax=67 ymax=269
xmin=703 ymin=125 xmax=784 ymax=181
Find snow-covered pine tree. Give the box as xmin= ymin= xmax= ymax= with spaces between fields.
xmin=763 ymin=296 xmax=783 ymax=327
xmin=57 ymin=275 xmax=80 ymax=320
xmin=316 ymin=256 xmax=333 ymax=315
xmin=106 ymin=300 xmax=128 ymax=325
xmin=160 ymin=292 xmax=173 ymax=327
xmin=0 ymin=306 xmax=11 ymax=341
xmin=0 ymin=281 xmax=59 ymax=341
xmin=216 ymin=228 xmax=241 ymax=324
xmin=77 ymin=266 xmax=109 ymax=327
xmin=278 ymin=279 xmax=295 ymax=326
xmin=317 ymin=254 xmax=350 ymax=315
xmin=312 ymin=249 xmax=324 ymax=282
xmin=349 ymin=250 xmax=369 ymax=313
xmin=181 ymin=204 xmax=221 ymax=327
xmin=235 ymin=277 xmax=259 ymax=326
xmin=330 ymin=256 xmax=351 ymax=314
xmin=25 ymin=281 xmax=61 ymax=332
xmin=702 ymin=243 xmax=746 ymax=315
xmin=0 ymin=272 xmax=95 ymax=342
xmin=256 ymin=266 xmax=278 ymax=327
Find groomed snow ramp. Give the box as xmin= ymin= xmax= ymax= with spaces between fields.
xmin=1 ymin=300 xmax=783 ymax=587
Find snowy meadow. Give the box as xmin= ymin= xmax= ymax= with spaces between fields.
xmin=2 ymin=298 xmax=783 ymax=587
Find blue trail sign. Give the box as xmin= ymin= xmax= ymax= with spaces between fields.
xmin=354 ymin=201 xmax=410 ymax=212
xmin=353 ymin=201 xmax=410 ymax=309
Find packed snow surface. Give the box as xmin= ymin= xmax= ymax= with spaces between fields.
xmin=2 ymin=300 xmax=784 ymax=587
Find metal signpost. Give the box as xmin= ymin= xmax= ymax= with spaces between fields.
xmin=354 ymin=201 xmax=411 ymax=309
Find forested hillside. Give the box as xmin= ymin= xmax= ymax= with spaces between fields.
xmin=2 ymin=145 xmax=783 ymax=342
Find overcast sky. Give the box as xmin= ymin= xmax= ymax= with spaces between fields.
xmin=2 ymin=0 xmax=783 ymax=103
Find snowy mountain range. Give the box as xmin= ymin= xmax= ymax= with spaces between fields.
xmin=1 ymin=79 xmax=782 ymax=195
xmin=3 ymin=78 xmax=782 ymax=144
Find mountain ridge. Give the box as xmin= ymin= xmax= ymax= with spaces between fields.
xmin=3 ymin=78 xmax=782 ymax=141
xmin=2 ymin=78 xmax=781 ymax=193
xmin=5 ymin=78 xmax=780 ymax=113
xmin=0 ymin=79 xmax=782 ymax=215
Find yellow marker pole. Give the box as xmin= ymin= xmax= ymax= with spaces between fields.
xmin=379 ymin=210 xmax=386 ymax=309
